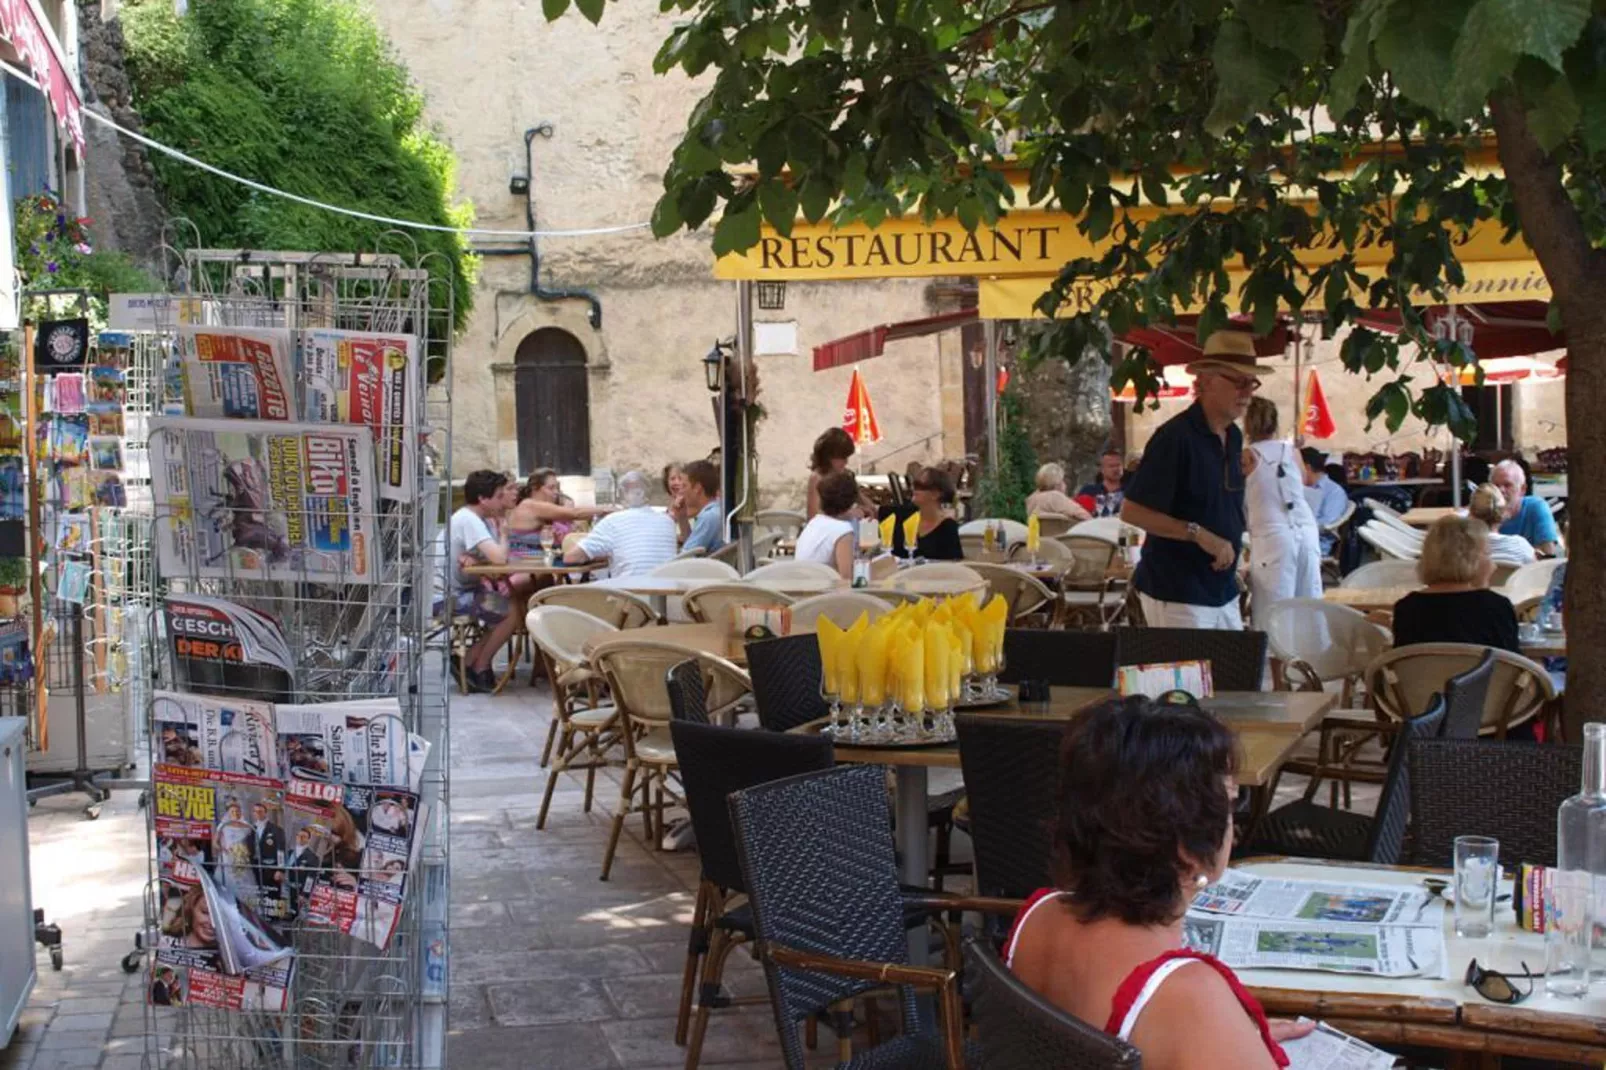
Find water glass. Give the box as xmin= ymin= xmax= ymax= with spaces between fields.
xmin=1453 ymin=835 xmax=1500 ymax=939
xmin=1545 ymin=870 xmax=1594 ymax=998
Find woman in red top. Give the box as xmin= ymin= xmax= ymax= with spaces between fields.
xmin=1004 ymin=695 xmax=1314 ymax=1068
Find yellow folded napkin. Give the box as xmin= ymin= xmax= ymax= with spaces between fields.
xmin=924 ymin=623 xmax=951 ymax=710
xmin=880 ymin=514 xmax=896 ymax=550
xmin=1027 ymin=514 xmax=1041 ymax=553
xmin=903 ymin=512 xmax=921 ymax=552
xmin=860 ymin=618 xmax=892 ymax=707
xmin=817 ymin=617 xmax=842 ymax=696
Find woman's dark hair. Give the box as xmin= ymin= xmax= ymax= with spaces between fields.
xmin=519 ymin=467 xmax=558 ymax=503
xmin=1054 ymin=695 xmax=1238 ymax=926
xmin=809 ymin=427 xmax=856 ymax=473
xmin=463 ymin=469 xmax=507 ymax=505
xmin=817 ymin=470 xmax=860 ymax=517
xmin=912 ymin=466 xmax=955 ymax=505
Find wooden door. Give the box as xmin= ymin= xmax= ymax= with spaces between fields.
xmin=514 ymin=328 xmax=591 ymax=475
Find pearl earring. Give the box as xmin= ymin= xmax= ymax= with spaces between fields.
xmin=1194 ymin=873 xmax=1209 ymax=890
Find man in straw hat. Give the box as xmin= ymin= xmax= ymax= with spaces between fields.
xmin=1119 ymin=329 xmax=1276 ymax=629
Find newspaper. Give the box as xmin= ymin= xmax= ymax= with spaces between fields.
xmin=300 ymin=328 xmax=418 ymax=502
xmin=164 ymin=594 xmax=293 ymax=702
xmin=275 ymin=699 xmax=425 ymax=791
xmin=178 ymin=326 xmax=296 ymax=421
xmin=1281 ymin=1020 xmax=1398 ymax=1070
xmin=152 ymin=417 xmax=378 ymax=584
xmin=1194 ymin=870 xmax=1438 ymax=925
xmin=1183 ymin=913 xmax=1445 ymax=977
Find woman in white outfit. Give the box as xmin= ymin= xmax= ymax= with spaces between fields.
xmin=1242 ymin=398 xmax=1322 ymax=624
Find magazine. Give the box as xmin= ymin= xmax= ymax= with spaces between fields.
xmin=300 ymin=328 xmax=418 ymax=502
xmin=293 ymin=780 xmax=424 ymax=949
xmin=275 ymin=699 xmax=422 ymax=790
xmin=1193 ymin=870 xmax=1438 ymax=926
xmin=153 ymin=763 xmax=219 ymax=884
xmin=164 ymin=595 xmax=294 ymax=702
xmin=1182 ymin=913 xmax=1446 ymax=978
xmin=151 ymin=417 xmax=378 ymax=584
xmin=151 ymin=865 xmax=294 ymax=1013
xmin=177 ymin=327 xmax=296 ymax=421
xmin=1281 ymin=1020 xmax=1398 ymax=1070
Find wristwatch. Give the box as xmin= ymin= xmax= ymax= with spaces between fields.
xmin=1185 ymin=522 xmax=1200 ymax=542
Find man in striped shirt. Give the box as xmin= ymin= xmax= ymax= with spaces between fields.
xmin=564 ymin=469 xmax=678 ymax=577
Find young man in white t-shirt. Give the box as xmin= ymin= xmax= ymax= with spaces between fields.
xmin=450 ymin=470 xmax=528 ymax=691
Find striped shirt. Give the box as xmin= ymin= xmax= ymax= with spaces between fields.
xmin=577 ymin=506 xmax=678 ymax=578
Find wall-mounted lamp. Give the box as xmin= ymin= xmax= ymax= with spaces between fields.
xmin=509 ymin=175 xmax=530 ymax=197
xmin=703 ymin=341 xmax=729 ymax=393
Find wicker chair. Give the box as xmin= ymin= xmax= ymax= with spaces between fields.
xmin=669 ymin=720 xmax=836 ymax=1067
xmin=888 ymin=562 xmax=987 ymax=592
xmin=961 ymin=534 xmax=1014 ymax=564
xmin=1112 ymin=628 xmax=1269 ymax=692
xmin=528 ymin=606 xmax=621 ymax=827
xmin=745 ymin=560 xmax=844 ymax=586
xmin=1033 ymin=513 xmax=1077 ymax=539
xmin=956 ymin=715 xmax=1066 ymax=899
xmin=708 ymin=540 xmax=744 ymax=566
xmin=788 ymin=592 xmax=891 ymax=631
xmin=653 ymin=558 xmax=742 ymax=580
xmin=965 ymin=563 xmax=1056 ymax=625
xmin=666 ymin=658 xmax=709 ymax=724
xmin=729 ymin=765 xmax=1016 ymax=1070
xmin=755 ymin=508 xmax=806 ymax=539
xmin=1340 ymin=560 xmax=1421 ymax=589
xmin=745 ymin=633 xmax=829 ymax=733
xmin=1438 ymin=650 xmax=1498 ymax=741
xmin=1057 ymin=535 xmax=1125 ymax=628
xmin=1502 ymin=558 xmax=1564 ymax=609
xmin=961 ymin=518 xmax=1030 ymax=543
xmin=1000 ymin=629 xmax=1116 ymax=688
xmin=1408 ymin=739 xmax=1581 ymax=868
xmin=1366 ymin=643 xmax=1555 ymax=738
xmin=966 ymin=941 xmax=1142 ymax=1070
xmin=683 ymin=583 xmax=794 ymax=628
xmin=1246 ymin=694 xmax=1446 ymax=864
xmin=590 ymin=638 xmax=753 ymax=879
xmin=1068 ymin=517 xmax=1137 ymax=543
xmin=528 ymin=583 xmax=659 ymax=629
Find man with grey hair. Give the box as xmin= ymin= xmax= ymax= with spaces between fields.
xmin=564 ymin=470 xmax=678 ymax=577
xmin=1490 ymin=459 xmax=1563 ymax=557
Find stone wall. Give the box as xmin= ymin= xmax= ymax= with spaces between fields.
xmin=77 ymin=3 xmax=165 ymax=272
xmin=1011 ymin=345 xmax=1114 ymax=488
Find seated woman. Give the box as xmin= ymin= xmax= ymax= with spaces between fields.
xmin=794 ymin=470 xmax=859 ymax=580
xmin=1024 ymin=462 xmax=1093 ymax=521
xmin=505 ymin=468 xmax=613 ymax=549
xmin=1467 ymin=483 xmax=1536 ymax=567
xmin=1391 ymin=514 xmax=1520 ymax=653
xmin=892 ymin=466 xmax=963 ymax=560
xmin=1006 ymin=695 xmax=1311 ymax=1068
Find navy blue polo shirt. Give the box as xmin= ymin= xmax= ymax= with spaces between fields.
xmin=1124 ymin=402 xmax=1246 ymax=607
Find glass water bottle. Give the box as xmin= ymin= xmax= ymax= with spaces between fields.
xmin=1550 ymin=722 xmax=1606 ymax=996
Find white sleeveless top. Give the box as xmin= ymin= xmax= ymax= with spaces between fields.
xmin=1246 ymin=438 xmax=1317 ymax=537
xmin=794 ymin=514 xmax=854 ymax=567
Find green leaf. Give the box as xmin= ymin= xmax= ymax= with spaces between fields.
xmin=1567 ymin=20 xmax=1606 ymax=153
xmin=574 ymin=0 xmax=605 ymax=25
xmin=1206 ymin=19 xmax=1285 ymax=134
xmin=1140 ymin=172 xmax=1169 ymax=209
xmin=757 ymin=179 xmax=799 ymax=236
xmin=541 ymin=0 xmax=570 ymax=19
xmin=1446 ymin=0 xmax=1521 ymax=116
xmin=712 ymin=198 xmax=762 ymax=256
xmin=1467 ymin=0 xmax=1588 ymax=72
xmin=1376 ymin=0 xmax=1472 ymax=113
xmin=650 ymin=192 xmax=683 ymax=238
xmin=1525 ymin=73 xmax=1580 ymax=151
xmin=1084 ymin=189 xmax=1114 ymax=241
xmin=1237 ymin=0 xmax=1324 ymax=63
xmin=798 ymin=177 xmax=833 ymax=224
xmin=1330 ymin=0 xmax=1392 ymax=115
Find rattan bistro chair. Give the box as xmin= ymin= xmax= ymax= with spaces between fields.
xmin=966 ymin=562 xmax=1056 ymax=625
xmin=999 ymin=629 xmax=1116 ymax=689
xmin=787 ymin=591 xmax=890 ymax=632
xmin=966 ymin=941 xmax=1142 ymax=1070
xmin=683 ymin=583 xmax=794 ymax=629
xmin=528 ymin=606 xmax=620 ymax=824
xmin=729 ymin=765 xmax=1019 ymax=1070
xmin=529 ymin=583 xmax=659 ymax=629
xmin=1113 ymin=628 xmax=1269 ymax=692
xmin=654 ymin=558 xmax=743 ymax=580
xmin=1056 ymin=535 xmax=1126 ymax=628
xmin=956 ymin=715 xmax=1066 ymax=900
xmin=1408 ymin=739 xmax=1581 ymax=868
xmin=591 ymin=638 xmax=753 ymax=879
xmin=1366 ymin=643 xmax=1555 ymax=738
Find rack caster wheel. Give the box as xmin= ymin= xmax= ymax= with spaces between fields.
xmin=138 ymin=791 xmax=149 ymax=810
xmin=50 ymin=946 xmax=63 ymax=970
xmin=121 ymin=951 xmax=141 ymax=974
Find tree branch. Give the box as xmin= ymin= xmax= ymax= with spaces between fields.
xmin=1488 ymin=90 xmax=1606 ymax=306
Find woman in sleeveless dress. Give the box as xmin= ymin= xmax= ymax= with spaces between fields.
xmin=1005 ymin=695 xmax=1314 ymax=1068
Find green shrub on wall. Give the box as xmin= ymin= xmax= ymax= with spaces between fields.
xmin=120 ymin=0 xmax=475 ymax=361
xmin=970 ymin=386 xmax=1037 ymax=523
xmin=14 ymin=190 xmax=160 ymax=324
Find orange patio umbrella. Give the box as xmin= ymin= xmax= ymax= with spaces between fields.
xmin=843 ymin=368 xmax=882 ymax=446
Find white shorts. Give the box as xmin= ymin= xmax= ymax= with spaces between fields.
xmin=1137 ymin=593 xmax=1244 ymax=631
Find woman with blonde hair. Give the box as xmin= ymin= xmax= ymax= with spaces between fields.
xmin=1390 ymin=514 xmax=1519 ymax=653
xmin=1466 ymin=483 xmax=1537 ymax=567
xmin=1025 ymin=462 xmax=1092 ymax=520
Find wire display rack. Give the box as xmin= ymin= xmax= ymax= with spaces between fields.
xmin=137 ymin=245 xmax=453 ymax=1070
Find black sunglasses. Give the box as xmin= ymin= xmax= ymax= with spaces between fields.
xmin=1465 ymin=959 xmax=1536 ymax=1004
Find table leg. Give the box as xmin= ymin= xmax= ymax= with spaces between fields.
xmin=650 ymin=593 xmax=669 ymax=621
xmin=894 ymin=766 xmax=930 ymax=965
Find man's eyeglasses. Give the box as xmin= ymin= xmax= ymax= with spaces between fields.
xmin=1219 ymin=373 xmax=1261 ymax=394
xmin=1465 ymin=959 xmax=1536 ymax=1004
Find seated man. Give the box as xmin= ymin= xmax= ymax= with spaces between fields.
xmin=679 ymin=459 xmax=725 ymax=556
xmin=450 ymin=469 xmax=529 ymax=693
xmin=1300 ymin=447 xmax=1349 ymax=554
xmin=564 ymin=469 xmax=678 ymax=577
xmin=1492 ymin=459 xmax=1564 ymax=557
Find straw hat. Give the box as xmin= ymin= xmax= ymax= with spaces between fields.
xmin=1186 ymin=330 xmax=1278 ymax=377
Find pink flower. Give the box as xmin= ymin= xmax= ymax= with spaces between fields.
xmin=74 ymin=242 xmax=91 ymax=255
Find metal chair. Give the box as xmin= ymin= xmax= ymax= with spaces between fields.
xmin=966 ymin=941 xmax=1142 ymax=1070
xmin=1113 ymin=628 xmax=1269 ymax=692
xmin=528 ymin=606 xmax=621 ymax=825
xmin=653 ymin=558 xmax=742 ymax=580
xmin=683 ymin=583 xmax=794 ymax=628
xmin=670 ymin=719 xmax=835 ymax=1067
xmin=965 ymin=563 xmax=1055 ymax=625
xmin=1056 ymin=535 xmax=1126 ymax=628
xmin=1000 ymin=629 xmax=1116 ymax=688
xmin=1366 ymin=643 xmax=1556 ymax=738
xmin=955 ymin=715 xmax=1066 ymax=899
xmin=729 ymin=765 xmax=1014 ymax=1070
xmin=787 ymin=591 xmax=891 ymax=632
xmin=1340 ymin=560 xmax=1421 ymax=589
xmin=529 ymin=583 xmax=659 ymax=628
xmin=755 ymin=509 xmax=806 ymax=539
xmin=1408 ymin=739 xmax=1581 ymax=868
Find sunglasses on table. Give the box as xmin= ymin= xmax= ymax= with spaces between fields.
xmin=1464 ymin=958 xmax=1537 ymax=1004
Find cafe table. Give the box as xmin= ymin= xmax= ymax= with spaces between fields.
xmin=1401 ymin=506 xmax=1460 ymax=527
xmin=1237 ymin=858 xmax=1606 ymax=1064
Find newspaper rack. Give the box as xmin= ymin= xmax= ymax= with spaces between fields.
xmin=136 ymin=246 xmax=453 ymax=1070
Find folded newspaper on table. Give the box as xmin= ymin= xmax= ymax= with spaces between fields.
xmin=1183 ymin=913 xmax=1446 ymax=977
xmin=1194 ymin=870 xmax=1438 ymax=925
xmin=300 ymin=328 xmax=418 ymax=502
xmin=1280 ymin=1020 xmax=1398 ymax=1070
xmin=178 ymin=327 xmax=296 ymax=421
xmin=151 ymin=417 xmax=378 ymax=584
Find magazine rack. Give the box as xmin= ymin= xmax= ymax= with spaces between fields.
xmin=136 ymin=246 xmax=453 ymax=1069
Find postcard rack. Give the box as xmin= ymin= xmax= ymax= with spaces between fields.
xmin=139 ymin=247 xmax=453 ymax=1070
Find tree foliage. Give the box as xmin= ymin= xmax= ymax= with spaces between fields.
xmin=119 ymin=0 xmax=475 ymax=340
xmin=970 ymin=386 xmax=1037 ymax=523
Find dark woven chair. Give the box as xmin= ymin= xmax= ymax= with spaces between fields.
xmin=1440 ymin=650 xmax=1497 ymax=740
xmin=1113 ymin=628 xmax=1269 ymax=692
xmin=956 ymin=715 xmax=1065 ymax=899
xmin=965 ymin=941 xmax=1142 ymax=1070
xmin=1000 ymin=629 xmax=1116 ymax=689
xmin=667 ymin=658 xmax=710 ymax=724
xmin=1246 ymin=694 xmax=1446 ymax=864
xmin=729 ymin=765 xmax=1019 ymax=1069
xmin=1408 ymin=739 xmax=1581 ymax=868
xmin=669 ymin=720 xmax=835 ymax=1068
xmin=744 ymin=633 xmax=828 ymax=732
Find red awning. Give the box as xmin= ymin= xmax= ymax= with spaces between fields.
xmin=0 ymin=1 xmax=84 ymax=153
xmin=812 ymin=307 xmax=978 ymax=371
xmin=1119 ymin=316 xmax=1292 ymax=367
xmin=1356 ymin=301 xmax=1561 ymax=360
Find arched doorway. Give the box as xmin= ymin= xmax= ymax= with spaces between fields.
xmin=514 ymin=328 xmax=590 ymax=474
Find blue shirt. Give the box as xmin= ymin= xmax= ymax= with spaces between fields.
xmin=1304 ymin=474 xmax=1349 ymax=553
xmin=1124 ymin=403 xmax=1245 ymax=607
xmin=683 ymin=498 xmax=725 ymax=555
xmin=1499 ymin=496 xmax=1560 ymax=548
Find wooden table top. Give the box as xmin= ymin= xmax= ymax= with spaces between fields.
xmin=1400 ymin=507 xmax=1459 ymax=527
xmin=462 ymin=559 xmax=605 ymax=578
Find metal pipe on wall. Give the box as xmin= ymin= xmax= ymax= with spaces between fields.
xmin=983 ymin=319 xmax=999 ymax=472
xmin=727 ymin=281 xmax=755 ymax=569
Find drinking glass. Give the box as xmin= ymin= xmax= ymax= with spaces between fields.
xmin=1453 ymin=835 xmax=1500 ymax=939
xmin=1545 ymin=869 xmax=1594 ymax=997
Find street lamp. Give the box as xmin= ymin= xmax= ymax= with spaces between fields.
xmin=703 ymin=341 xmax=729 ymax=392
